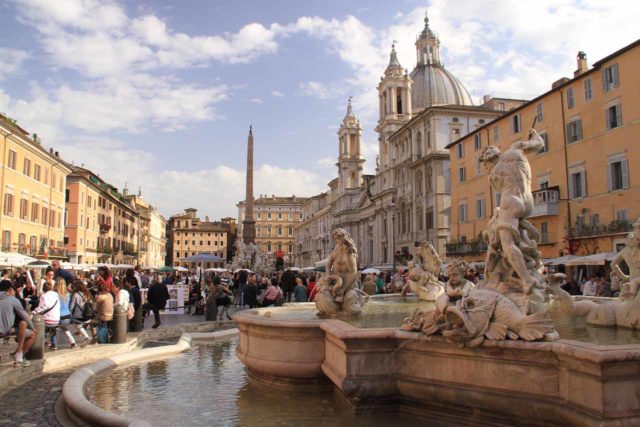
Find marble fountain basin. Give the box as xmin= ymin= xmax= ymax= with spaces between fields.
xmin=234 ymin=295 xmax=640 ymax=426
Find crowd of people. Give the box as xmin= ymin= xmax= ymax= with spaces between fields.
xmin=560 ymin=272 xmax=620 ymax=297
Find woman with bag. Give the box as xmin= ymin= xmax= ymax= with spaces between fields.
xmin=91 ymin=282 xmax=114 ymax=344
xmin=54 ymin=277 xmax=78 ymax=348
xmin=113 ymin=280 xmax=134 ymax=322
xmin=32 ymin=281 xmax=60 ymax=350
xmin=70 ymin=280 xmax=93 ymax=345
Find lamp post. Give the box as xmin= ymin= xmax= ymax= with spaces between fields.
xmin=391 ymin=206 xmax=396 ymax=271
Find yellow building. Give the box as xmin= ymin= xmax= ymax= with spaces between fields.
xmin=0 ymin=114 xmax=71 ymax=258
xmin=237 ymin=195 xmax=307 ymax=266
xmin=125 ymin=191 xmax=167 ymax=268
xmin=447 ymin=40 xmax=640 ymax=263
xmin=167 ymin=209 xmax=228 ymax=267
xmin=65 ymin=167 xmax=140 ymax=265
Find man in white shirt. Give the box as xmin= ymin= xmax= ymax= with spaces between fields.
xmin=582 ymin=275 xmax=598 ymax=296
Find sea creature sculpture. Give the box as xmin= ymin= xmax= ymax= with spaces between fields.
xmin=401 ymin=241 xmax=443 ymax=301
xmin=315 ymin=228 xmax=366 ymax=316
xmin=547 ymin=273 xmax=640 ymax=328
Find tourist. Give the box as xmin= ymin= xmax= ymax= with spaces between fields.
xmin=146 ymin=280 xmax=170 ymax=329
xmin=582 ymin=274 xmax=598 ymax=296
xmin=0 ymin=280 xmax=37 ymax=366
xmin=306 ymin=276 xmax=317 ymax=302
xmin=237 ymin=270 xmax=249 ymax=306
xmin=213 ymin=276 xmax=232 ymax=320
xmin=610 ymin=271 xmax=622 ymax=297
xmin=262 ymin=277 xmax=282 ymax=307
xmin=54 ymin=277 xmax=78 ymax=348
xmin=113 ymin=280 xmax=131 ymax=313
xmin=92 ymin=283 xmax=114 ymax=343
xmin=38 ymin=267 xmax=55 ymax=297
xmin=242 ymin=275 xmax=258 ymax=308
xmin=280 ymin=269 xmax=296 ymax=302
xmin=596 ymin=276 xmax=612 ymax=297
xmin=293 ymin=277 xmax=308 ymax=302
xmin=32 ymin=280 xmax=60 ymax=350
xmin=52 ymin=260 xmax=74 ymax=286
xmin=97 ymin=266 xmax=113 ymax=293
xmin=392 ymin=268 xmax=405 ymax=293
xmin=375 ymin=273 xmax=385 ymax=294
xmin=362 ymin=273 xmax=376 ymax=295
xmin=561 ymin=279 xmax=582 ymax=296
xmin=69 ymin=280 xmax=92 ymax=344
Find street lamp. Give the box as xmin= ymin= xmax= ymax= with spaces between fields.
xmin=391 ymin=201 xmax=396 ymax=271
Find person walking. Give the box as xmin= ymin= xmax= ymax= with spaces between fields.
xmin=147 ymin=280 xmax=170 ymax=329
xmin=242 ymin=275 xmax=258 ymax=308
xmin=32 ymin=281 xmax=60 ymax=350
xmin=213 ymin=276 xmax=232 ymax=320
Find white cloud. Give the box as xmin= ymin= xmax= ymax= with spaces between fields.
xmin=271 ymin=90 xmax=284 ymax=97
xmin=247 ymin=97 xmax=263 ymax=104
xmin=299 ymin=81 xmax=345 ymax=100
xmin=0 ymin=48 xmax=29 ymax=80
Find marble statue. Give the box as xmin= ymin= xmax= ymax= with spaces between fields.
xmin=401 ymin=129 xmax=559 ymax=346
xmin=401 ymin=241 xmax=444 ymax=301
xmin=402 ymin=259 xmax=554 ymax=347
xmin=478 ymin=129 xmax=548 ymax=314
xmin=547 ymin=273 xmax=640 ymax=328
xmin=611 ymin=218 xmax=640 ymax=299
xmin=315 ymin=228 xmax=367 ymax=316
xmin=230 ymin=239 xmax=275 ymax=275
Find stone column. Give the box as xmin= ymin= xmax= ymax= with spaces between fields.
xmin=243 ymin=127 xmax=256 ymax=244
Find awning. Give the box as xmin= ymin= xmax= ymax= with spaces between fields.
xmin=314 ymin=258 xmax=329 ymax=267
xmin=543 ymin=255 xmax=580 ymax=266
xmin=565 ymin=252 xmax=618 ymax=266
xmin=180 ymin=253 xmax=224 ymax=263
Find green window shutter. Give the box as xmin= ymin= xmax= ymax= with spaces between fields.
xmin=607 ymin=163 xmax=613 ymax=192
xmin=568 ymin=173 xmax=575 ymax=198
xmin=616 ymin=104 xmax=622 ymax=127
xmin=622 ymin=160 xmax=629 ymax=189
xmin=605 ymin=108 xmax=611 ymax=129
xmin=612 ymin=64 xmax=619 ymax=87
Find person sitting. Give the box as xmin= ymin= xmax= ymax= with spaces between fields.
xmin=262 ymin=277 xmax=282 ymax=307
xmin=0 ymin=280 xmax=37 ymax=366
xmin=595 ymin=276 xmax=612 ymax=297
xmin=293 ymin=277 xmax=308 ymax=302
xmin=92 ymin=283 xmax=114 ymax=343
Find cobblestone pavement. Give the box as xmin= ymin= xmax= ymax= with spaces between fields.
xmin=0 ymin=369 xmax=71 ymax=427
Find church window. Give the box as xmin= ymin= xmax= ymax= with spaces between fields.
xmin=416 ymin=171 xmax=423 ymax=195
xmin=416 ymin=131 xmax=422 ymax=157
xmin=397 ymin=92 xmax=403 ymax=114
xmin=383 ymin=92 xmax=387 ymax=115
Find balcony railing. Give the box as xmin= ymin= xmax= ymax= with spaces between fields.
xmin=529 ymin=187 xmax=559 ymax=218
xmin=568 ymin=219 xmax=633 ymax=238
xmin=99 ymin=223 xmax=111 ymax=233
xmin=446 ymin=239 xmax=488 ymax=255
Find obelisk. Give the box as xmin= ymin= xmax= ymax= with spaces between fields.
xmin=242 ymin=126 xmax=256 ymax=244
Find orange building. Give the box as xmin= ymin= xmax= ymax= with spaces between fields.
xmin=447 ymin=39 xmax=640 ymax=263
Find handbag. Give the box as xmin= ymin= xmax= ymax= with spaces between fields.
xmin=96 ymin=323 xmax=110 ymax=344
xmin=127 ymin=304 xmax=134 ymax=320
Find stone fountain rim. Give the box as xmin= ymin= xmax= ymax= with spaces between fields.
xmin=61 ymin=329 xmax=238 ymax=427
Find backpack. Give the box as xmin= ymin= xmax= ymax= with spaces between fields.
xmin=82 ymin=300 xmax=95 ymax=320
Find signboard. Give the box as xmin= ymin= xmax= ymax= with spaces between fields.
xmin=140 ymin=284 xmax=187 ymax=315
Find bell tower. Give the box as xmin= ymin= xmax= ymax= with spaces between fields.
xmin=337 ymin=97 xmax=364 ymax=193
xmin=375 ymin=44 xmax=412 ymax=171
xmin=415 ymin=11 xmax=441 ymax=66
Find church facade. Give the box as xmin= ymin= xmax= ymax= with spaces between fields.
xmin=294 ymin=15 xmax=513 ymax=268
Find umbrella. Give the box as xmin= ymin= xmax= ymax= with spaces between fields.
xmin=174 ymin=266 xmax=188 ymax=272
xmin=0 ymin=252 xmax=37 ymax=267
xmin=287 ymin=267 xmax=303 ymax=272
xmin=155 ymin=266 xmax=176 ymax=273
xmin=26 ymin=260 xmax=51 ymax=269
xmin=233 ymin=268 xmax=253 ymax=274
xmin=565 ymin=252 xmax=617 ymax=266
xmin=205 ymin=267 xmax=229 ymax=273
xmin=543 ymin=255 xmax=580 ymax=266
xmin=361 ymin=268 xmax=381 ymax=274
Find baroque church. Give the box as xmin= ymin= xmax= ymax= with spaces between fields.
xmin=295 ymin=14 xmax=509 ymax=268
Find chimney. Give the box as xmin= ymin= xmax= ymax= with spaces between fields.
xmin=482 ymin=94 xmax=492 ymax=104
xmin=551 ymin=77 xmax=570 ymax=90
xmin=574 ymin=51 xmax=588 ymax=77
xmin=205 ymin=215 xmax=209 ymax=222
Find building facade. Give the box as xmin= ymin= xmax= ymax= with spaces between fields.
xmin=0 ymin=114 xmax=71 ymax=258
xmin=294 ymin=15 xmax=511 ymax=268
xmin=447 ymin=40 xmax=640 ymax=263
xmin=294 ymin=193 xmax=333 ymax=267
xmin=237 ymin=195 xmax=307 ymax=266
xmin=65 ymin=167 xmax=140 ymax=265
xmin=125 ymin=191 xmax=167 ymax=268
xmin=166 ymin=209 xmax=228 ymax=267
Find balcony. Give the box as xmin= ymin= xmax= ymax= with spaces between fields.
xmin=446 ymin=239 xmax=488 ymax=256
xmin=529 ymin=187 xmax=559 ymax=218
xmin=97 ymin=246 xmax=112 ymax=254
xmin=568 ymin=219 xmax=633 ymax=239
xmin=99 ymin=223 xmax=111 ymax=233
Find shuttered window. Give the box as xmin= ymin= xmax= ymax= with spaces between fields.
xmin=568 ymin=171 xmax=586 ymax=199
xmin=608 ymin=158 xmax=629 ymax=191
xmin=605 ymin=104 xmax=622 ymax=129
xmin=566 ymin=87 xmax=575 ymax=108
xmin=602 ymin=64 xmax=619 ymax=92
xmin=566 ymin=120 xmax=583 ymax=143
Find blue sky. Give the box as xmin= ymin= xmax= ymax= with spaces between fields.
xmin=0 ymin=0 xmax=638 ymax=220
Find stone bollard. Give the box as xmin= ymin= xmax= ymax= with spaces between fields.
xmin=205 ymin=296 xmax=218 ymax=321
xmin=26 ymin=314 xmax=45 ymax=360
xmin=111 ymin=305 xmax=128 ymax=344
xmin=130 ymin=306 xmax=143 ymax=332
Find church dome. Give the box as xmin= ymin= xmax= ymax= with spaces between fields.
xmin=410 ymin=64 xmax=473 ymax=110
xmin=409 ymin=13 xmax=473 ymax=111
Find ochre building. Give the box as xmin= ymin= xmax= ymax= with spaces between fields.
xmin=447 ymin=40 xmax=640 ymax=263
xmin=166 ymin=209 xmax=228 ymax=267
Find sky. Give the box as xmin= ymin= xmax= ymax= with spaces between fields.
xmin=0 ymin=0 xmax=638 ymax=220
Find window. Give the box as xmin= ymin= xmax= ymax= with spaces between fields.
xmin=456 ymin=143 xmax=464 ymax=158
xmin=498 ymin=102 xmax=505 ymax=111
xmin=20 ymin=199 xmax=28 ymax=219
xmin=267 ymin=212 xmax=271 ymax=220
xmin=474 ymin=134 xmax=481 ymax=150
xmin=267 ymin=242 xmax=272 ymax=252
xmin=608 ymin=158 xmax=629 ymax=191
xmin=605 ymin=104 xmax=622 ymax=129
xmin=591 ymin=214 xmax=599 ymax=226
xmin=493 ymin=125 xmax=499 ymax=142
xmin=458 ymin=166 xmax=466 ymax=183
xmin=3 ymin=194 xmax=14 ymax=216
xmin=31 ymin=203 xmax=39 ymax=222
xmin=495 ymin=192 xmax=502 ymax=207
xmin=569 ymin=170 xmax=586 ymax=199
xmin=476 ymin=198 xmax=485 ymax=219
xmin=566 ymin=119 xmax=583 ymax=143
xmin=7 ymin=150 xmax=16 ymax=170
xmin=538 ymin=133 xmax=549 ymax=154
xmin=288 ymin=226 xmax=292 ymax=236
xmin=34 ymin=164 xmax=41 ymax=181
xmin=278 ymin=212 xmax=282 ymax=220
xmin=603 ymin=64 xmax=619 ymax=92
xmin=425 ymin=210 xmax=434 ymax=229
xmin=23 ymin=158 xmax=31 ymax=177
xmin=277 ymin=226 xmax=282 ymax=236
xmin=458 ymin=203 xmax=468 ymax=223
xmin=540 ymin=222 xmax=549 ymax=243
xmin=616 ymin=208 xmax=628 ymax=222
xmin=566 ymin=87 xmax=575 ymax=108
xmin=584 ymin=78 xmax=593 ymax=101
xmin=534 ymin=104 xmax=543 ymax=123
xmin=512 ymin=114 xmax=521 ymax=133
xmin=257 ymin=212 xmax=261 ymax=219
